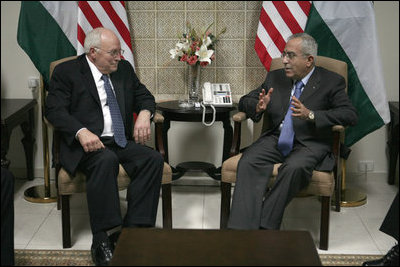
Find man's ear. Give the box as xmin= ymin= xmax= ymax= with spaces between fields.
xmin=88 ymin=47 xmax=97 ymax=59
xmin=306 ymin=55 xmax=314 ymax=67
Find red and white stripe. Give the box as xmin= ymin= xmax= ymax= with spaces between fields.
xmin=255 ymin=1 xmax=311 ymax=71
xmin=77 ymin=1 xmax=135 ymax=69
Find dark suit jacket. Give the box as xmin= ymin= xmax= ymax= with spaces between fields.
xmin=239 ymin=66 xmax=358 ymax=170
xmin=45 ymin=54 xmax=156 ymax=175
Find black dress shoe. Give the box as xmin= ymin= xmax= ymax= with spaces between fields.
xmin=91 ymin=240 xmax=113 ymax=266
xmin=108 ymin=230 xmax=121 ymax=252
xmin=362 ymin=244 xmax=399 ymax=266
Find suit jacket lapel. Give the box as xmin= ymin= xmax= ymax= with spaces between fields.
xmin=277 ymin=76 xmax=294 ymax=122
xmin=300 ymin=67 xmax=320 ymax=102
xmin=110 ymin=74 xmax=126 ymax=123
xmin=79 ymin=56 xmax=102 ymax=107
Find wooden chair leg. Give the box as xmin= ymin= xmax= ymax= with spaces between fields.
xmin=334 ymin=167 xmax=341 ymax=212
xmin=57 ymin=194 xmax=61 ymax=210
xmin=162 ymin=183 xmax=172 ymax=229
xmin=319 ymin=196 xmax=330 ymax=250
xmin=55 ymin=175 xmax=61 ymax=211
xmin=61 ymin=195 xmax=72 ymax=248
xmin=335 ymin=185 xmax=341 ymax=212
xmin=220 ymin=182 xmax=232 ymax=229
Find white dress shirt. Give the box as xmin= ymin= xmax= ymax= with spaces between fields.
xmin=75 ymin=56 xmax=116 ymax=138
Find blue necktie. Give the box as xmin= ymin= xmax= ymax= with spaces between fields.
xmin=102 ymin=75 xmax=127 ymax=148
xmin=277 ymin=80 xmax=304 ymax=157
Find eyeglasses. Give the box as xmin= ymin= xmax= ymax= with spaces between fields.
xmin=281 ymin=51 xmax=309 ymax=60
xmin=281 ymin=51 xmax=298 ymax=60
xmin=95 ymin=47 xmax=124 ymax=57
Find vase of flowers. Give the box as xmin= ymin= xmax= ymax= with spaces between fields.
xmin=170 ymin=22 xmax=225 ymax=107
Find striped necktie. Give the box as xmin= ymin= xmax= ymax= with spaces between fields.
xmin=101 ymin=74 xmax=127 ymax=148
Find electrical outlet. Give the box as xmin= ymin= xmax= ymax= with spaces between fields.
xmin=28 ymin=77 xmax=39 ymax=88
xmin=358 ymin=160 xmax=374 ymax=172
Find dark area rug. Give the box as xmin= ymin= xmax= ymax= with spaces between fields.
xmin=15 ymin=249 xmax=383 ymax=266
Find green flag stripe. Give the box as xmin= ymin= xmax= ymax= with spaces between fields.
xmin=17 ymin=1 xmax=76 ymax=84
xmin=305 ymin=5 xmax=384 ymax=147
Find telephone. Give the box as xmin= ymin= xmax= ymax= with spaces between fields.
xmin=201 ymin=82 xmax=232 ymax=126
xmin=202 ymin=82 xmax=233 ymax=106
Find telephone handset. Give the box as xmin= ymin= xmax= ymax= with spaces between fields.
xmin=201 ymin=82 xmax=232 ymax=126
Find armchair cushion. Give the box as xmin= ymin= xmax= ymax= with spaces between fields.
xmin=58 ymin=162 xmax=172 ymax=195
xmin=221 ymin=154 xmax=333 ymax=197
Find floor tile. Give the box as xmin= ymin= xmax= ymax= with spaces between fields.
xmin=203 ymin=186 xmax=221 ymax=229
xmin=11 ymin=172 xmax=398 ymax=255
xmin=171 ymin=185 xmax=204 ymax=229
xmin=14 ymin=213 xmax=47 ymax=249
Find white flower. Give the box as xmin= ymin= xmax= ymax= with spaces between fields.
xmin=203 ymin=36 xmax=212 ymax=47
xmin=169 ymin=47 xmax=183 ymax=59
xmin=195 ymin=44 xmax=214 ymax=63
xmin=176 ymin=41 xmax=190 ymax=52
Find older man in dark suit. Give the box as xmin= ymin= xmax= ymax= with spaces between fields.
xmin=228 ymin=33 xmax=358 ymax=230
xmin=46 ymin=27 xmax=163 ymax=265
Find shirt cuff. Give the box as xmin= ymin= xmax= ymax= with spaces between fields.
xmin=75 ymin=127 xmax=87 ymax=140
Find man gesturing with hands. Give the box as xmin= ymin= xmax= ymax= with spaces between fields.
xmin=228 ymin=33 xmax=357 ymax=230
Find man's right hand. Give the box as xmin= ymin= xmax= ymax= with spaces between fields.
xmin=256 ymin=88 xmax=274 ymax=113
xmin=77 ymin=128 xmax=105 ymax=153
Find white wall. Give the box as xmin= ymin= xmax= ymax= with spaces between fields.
xmin=1 ymin=1 xmax=399 ymax=183
xmin=1 ymin=1 xmax=43 ymax=178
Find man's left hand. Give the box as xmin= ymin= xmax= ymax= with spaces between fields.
xmin=290 ymin=96 xmax=310 ymax=120
xmin=134 ymin=110 xmax=152 ymax=144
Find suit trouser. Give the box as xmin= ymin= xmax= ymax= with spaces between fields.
xmin=380 ymin=192 xmax=399 ymax=241
xmin=228 ymin=135 xmax=323 ymax=230
xmin=1 ymin=167 xmax=15 ymax=266
xmin=78 ymin=140 xmax=163 ymax=234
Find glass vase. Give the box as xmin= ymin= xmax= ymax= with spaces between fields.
xmin=179 ymin=64 xmax=201 ymax=108
xmin=188 ymin=63 xmax=201 ymax=103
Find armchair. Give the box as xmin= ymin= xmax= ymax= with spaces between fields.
xmin=220 ymin=56 xmax=347 ymax=250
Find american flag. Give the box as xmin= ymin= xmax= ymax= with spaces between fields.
xmin=255 ymin=1 xmax=311 ymax=71
xmin=77 ymin=1 xmax=134 ymax=68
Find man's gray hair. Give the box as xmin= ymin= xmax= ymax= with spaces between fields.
xmin=288 ymin=33 xmax=318 ymax=58
xmin=84 ymin=28 xmax=104 ymax=54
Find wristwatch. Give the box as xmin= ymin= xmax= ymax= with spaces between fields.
xmin=308 ymin=110 xmax=315 ymax=120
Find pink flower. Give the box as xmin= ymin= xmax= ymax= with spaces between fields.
xmin=200 ymin=61 xmax=209 ymax=67
xmin=187 ymin=55 xmax=198 ymax=65
xmin=180 ymin=54 xmax=188 ymax=62
xmin=190 ymin=41 xmax=198 ymax=51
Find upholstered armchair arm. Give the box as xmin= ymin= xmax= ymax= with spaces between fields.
xmin=331 ymin=124 xmax=345 ymax=212
xmin=229 ymin=111 xmax=248 ymax=157
xmin=153 ymin=111 xmax=164 ymax=124
xmin=332 ymin=125 xmax=345 ymax=133
xmin=154 ymin=112 xmax=167 ymax=160
xmin=232 ymin=111 xmax=247 ymax=122
xmin=331 ymin=124 xmax=345 ymax=162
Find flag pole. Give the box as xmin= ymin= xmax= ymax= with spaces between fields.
xmin=24 ymin=76 xmax=57 ymax=203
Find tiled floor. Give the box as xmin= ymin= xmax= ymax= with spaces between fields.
xmin=13 ymin=171 xmax=398 ymax=255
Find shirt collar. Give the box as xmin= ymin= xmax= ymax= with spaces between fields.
xmin=297 ymin=67 xmax=315 ymax=87
xmin=85 ymin=55 xmax=104 ymax=82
